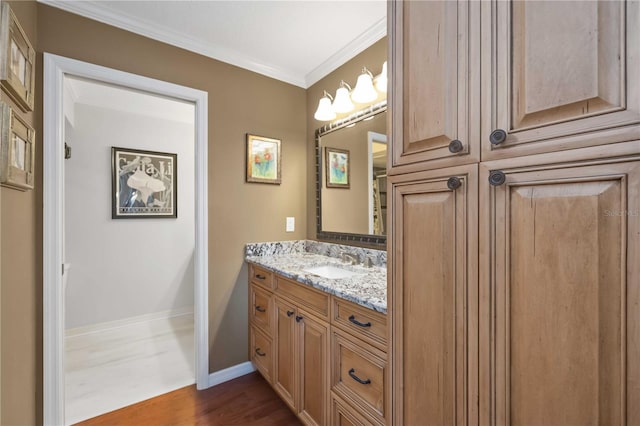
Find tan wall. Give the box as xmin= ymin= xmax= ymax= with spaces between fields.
xmin=2 ymin=2 xmax=40 ymax=424
xmin=306 ymin=38 xmax=388 ymax=240
xmin=2 ymin=2 xmax=308 ymax=424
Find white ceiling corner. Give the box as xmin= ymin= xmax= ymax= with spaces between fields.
xmin=37 ymin=0 xmax=387 ymax=89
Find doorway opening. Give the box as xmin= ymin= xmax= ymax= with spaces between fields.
xmin=44 ymin=54 xmax=209 ymax=426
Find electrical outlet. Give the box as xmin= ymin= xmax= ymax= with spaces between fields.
xmin=286 ymin=217 xmax=295 ymax=232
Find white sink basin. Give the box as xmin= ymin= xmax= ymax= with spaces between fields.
xmin=303 ymin=265 xmax=365 ymax=279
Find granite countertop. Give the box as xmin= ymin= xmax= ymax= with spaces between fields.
xmin=245 ymin=250 xmax=387 ymax=314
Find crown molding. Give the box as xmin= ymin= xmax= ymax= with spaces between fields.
xmin=39 ymin=1 xmax=385 ymax=89
xmin=304 ymin=17 xmax=387 ymax=88
xmin=38 ymin=0 xmax=307 ymax=87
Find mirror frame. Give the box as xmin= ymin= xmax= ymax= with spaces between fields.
xmin=315 ymin=100 xmax=387 ymax=248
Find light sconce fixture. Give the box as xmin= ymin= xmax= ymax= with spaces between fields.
xmin=375 ymin=61 xmax=387 ymax=93
xmin=313 ymin=61 xmax=387 ymax=121
xmin=351 ymin=67 xmax=378 ymax=104
xmin=332 ymin=81 xmax=354 ymax=114
xmin=314 ymin=90 xmax=337 ymax=121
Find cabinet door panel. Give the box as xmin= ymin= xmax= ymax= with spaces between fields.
xmin=480 ymin=158 xmax=640 ymax=425
xmin=390 ymin=0 xmax=479 ymax=171
xmin=298 ymin=310 xmax=329 ymax=426
xmin=481 ymin=0 xmax=640 ymax=159
xmin=389 ymin=164 xmax=478 ymax=425
xmin=273 ymin=297 xmax=297 ymax=410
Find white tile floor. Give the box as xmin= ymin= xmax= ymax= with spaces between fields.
xmin=65 ymin=313 xmax=195 ymax=425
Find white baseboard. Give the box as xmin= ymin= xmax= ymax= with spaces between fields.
xmin=208 ymin=361 xmax=256 ymax=387
xmin=66 ymin=306 xmax=194 ymax=338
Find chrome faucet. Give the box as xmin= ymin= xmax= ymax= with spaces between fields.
xmin=340 ymin=252 xmax=358 ymax=265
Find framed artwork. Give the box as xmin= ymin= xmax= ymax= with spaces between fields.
xmin=0 ymin=3 xmax=36 ymax=112
xmin=246 ymin=133 xmax=281 ymax=184
xmin=325 ymin=147 xmax=350 ymax=188
xmin=0 ymin=101 xmax=35 ymax=191
xmin=112 ymin=147 xmax=177 ymax=219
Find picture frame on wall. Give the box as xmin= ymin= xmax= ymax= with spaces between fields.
xmin=0 ymin=2 xmax=36 ymax=112
xmin=325 ymin=147 xmax=350 ymax=188
xmin=0 ymin=101 xmax=35 ymax=191
xmin=246 ymin=133 xmax=281 ymax=184
xmin=112 ymin=147 xmax=178 ymax=219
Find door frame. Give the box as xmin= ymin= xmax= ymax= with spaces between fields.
xmin=43 ymin=53 xmax=209 ymax=426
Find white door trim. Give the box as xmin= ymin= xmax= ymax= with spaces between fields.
xmin=43 ymin=53 xmax=209 ymax=426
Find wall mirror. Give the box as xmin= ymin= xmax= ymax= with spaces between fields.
xmin=315 ymin=102 xmax=387 ymax=247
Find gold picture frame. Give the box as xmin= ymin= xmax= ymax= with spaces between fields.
xmin=0 ymin=2 xmax=36 ymax=112
xmin=246 ymin=134 xmax=281 ymax=184
xmin=0 ymin=101 xmax=35 ymax=191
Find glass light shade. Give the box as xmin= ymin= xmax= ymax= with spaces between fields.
xmin=375 ymin=61 xmax=387 ymax=93
xmin=351 ymin=69 xmax=378 ymax=103
xmin=314 ymin=95 xmax=336 ymax=121
xmin=332 ymin=86 xmax=354 ymax=113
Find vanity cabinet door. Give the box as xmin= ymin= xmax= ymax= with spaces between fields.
xmin=297 ymin=309 xmax=330 ymax=426
xmin=479 ymin=155 xmax=640 ymax=425
xmin=273 ymin=297 xmax=297 ymax=411
xmin=480 ymin=0 xmax=640 ymax=160
xmin=389 ymin=164 xmax=479 ymax=425
xmin=389 ymin=0 xmax=480 ymax=172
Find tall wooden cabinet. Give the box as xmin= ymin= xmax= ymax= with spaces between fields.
xmin=389 ymin=0 xmax=640 ymax=424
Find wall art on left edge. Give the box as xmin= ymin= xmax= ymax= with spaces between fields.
xmin=0 ymin=101 xmax=35 ymax=191
xmin=112 ymin=147 xmax=177 ymax=219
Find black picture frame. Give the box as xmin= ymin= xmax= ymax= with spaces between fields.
xmin=111 ymin=147 xmax=177 ymax=219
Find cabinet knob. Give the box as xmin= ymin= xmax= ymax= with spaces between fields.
xmin=295 ymin=315 xmax=304 ymax=323
xmin=489 ymin=170 xmax=506 ymax=186
xmin=448 ymin=139 xmax=464 ymax=153
xmin=489 ymin=129 xmax=507 ymax=145
xmin=287 ymin=310 xmax=294 ymax=317
xmin=447 ymin=177 xmax=462 ymax=190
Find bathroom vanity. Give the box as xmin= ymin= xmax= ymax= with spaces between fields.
xmin=245 ymin=241 xmax=388 ymax=426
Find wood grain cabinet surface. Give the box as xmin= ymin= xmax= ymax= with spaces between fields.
xmin=479 ymin=152 xmax=640 ymax=425
xmin=389 ymin=0 xmax=480 ymax=173
xmin=480 ymin=0 xmax=640 ymax=160
xmin=389 ymin=1 xmax=640 ymax=425
xmin=248 ymin=267 xmax=387 ymax=426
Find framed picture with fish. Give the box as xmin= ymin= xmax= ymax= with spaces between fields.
xmin=111 ymin=147 xmax=177 ymax=219
xmin=325 ymin=147 xmax=350 ymax=188
xmin=246 ymin=133 xmax=281 ymax=184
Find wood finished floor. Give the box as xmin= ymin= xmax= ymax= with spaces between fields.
xmin=74 ymin=372 xmax=301 ymax=426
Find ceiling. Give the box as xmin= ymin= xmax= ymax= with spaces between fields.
xmin=65 ymin=75 xmax=195 ymax=124
xmin=40 ymin=0 xmax=387 ymax=88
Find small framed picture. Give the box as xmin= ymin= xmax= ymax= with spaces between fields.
xmin=112 ymin=147 xmax=177 ymax=219
xmin=246 ymin=134 xmax=281 ymax=184
xmin=325 ymin=147 xmax=350 ymax=188
xmin=0 ymin=101 xmax=35 ymax=191
xmin=0 ymin=3 xmax=36 ymax=112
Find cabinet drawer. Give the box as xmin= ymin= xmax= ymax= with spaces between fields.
xmin=332 ymin=297 xmax=386 ymax=350
xmin=250 ymin=325 xmax=273 ymax=383
xmin=249 ymin=264 xmax=274 ymax=290
xmin=250 ymin=283 xmax=273 ymax=335
xmin=332 ymin=329 xmax=387 ymax=422
xmin=332 ymin=393 xmax=383 ymax=426
xmin=275 ymin=276 xmax=329 ymax=320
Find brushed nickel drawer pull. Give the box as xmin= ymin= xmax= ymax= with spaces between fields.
xmin=255 ymin=348 xmax=266 ymax=357
xmin=348 ymin=368 xmax=371 ymax=385
xmin=348 ymin=315 xmax=371 ymax=328
xmin=255 ymin=274 xmax=266 ymax=280
xmin=255 ymin=305 xmax=266 ymax=313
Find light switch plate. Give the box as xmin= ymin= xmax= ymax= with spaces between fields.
xmin=286 ymin=217 xmax=295 ymax=232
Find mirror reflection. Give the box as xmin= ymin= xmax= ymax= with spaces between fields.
xmin=318 ymin=109 xmax=387 ymax=236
